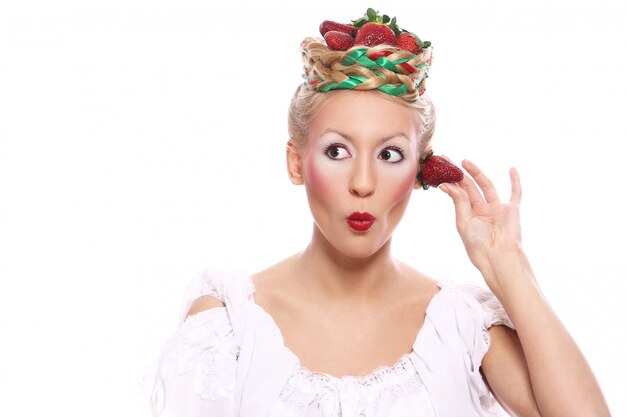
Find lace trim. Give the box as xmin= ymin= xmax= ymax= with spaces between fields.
xmin=292 ymin=352 xmax=416 ymax=390
xmin=161 ymin=310 xmax=239 ymax=401
xmin=278 ymin=352 xmax=426 ymax=415
xmin=368 ymin=374 xmax=425 ymax=416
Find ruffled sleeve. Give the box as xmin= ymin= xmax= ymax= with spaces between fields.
xmin=459 ymin=283 xmax=515 ymax=331
xmin=456 ymin=282 xmax=515 ymax=416
xmin=142 ymin=269 xmax=241 ymax=417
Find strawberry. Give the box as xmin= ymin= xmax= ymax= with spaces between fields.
xmin=324 ymin=31 xmax=355 ymax=51
xmin=417 ymin=152 xmax=464 ymax=190
xmin=347 ymin=8 xmax=432 ymax=51
xmin=396 ymin=33 xmax=421 ymax=53
xmin=319 ymin=20 xmax=356 ymax=37
xmin=354 ymin=22 xmax=396 ymax=47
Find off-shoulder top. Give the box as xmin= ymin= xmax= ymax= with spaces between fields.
xmin=142 ymin=266 xmax=516 ymax=417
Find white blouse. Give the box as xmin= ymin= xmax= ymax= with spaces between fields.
xmin=143 ymin=266 xmax=516 ymax=417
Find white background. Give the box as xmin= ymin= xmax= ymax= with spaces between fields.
xmin=1 ymin=0 xmax=624 ymax=415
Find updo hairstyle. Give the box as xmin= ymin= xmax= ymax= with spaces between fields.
xmin=288 ymin=37 xmax=436 ymax=159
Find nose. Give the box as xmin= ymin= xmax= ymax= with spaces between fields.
xmin=349 ymin=154 xmax=376 ymax=198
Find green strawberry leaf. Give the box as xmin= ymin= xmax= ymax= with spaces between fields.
xmin=415 ymin=170 xmax=430 ymax=190
xmin=382 ymin=14 xmax=390 ymax=23
xmin=389 ymin=17 xmax=401 ymax=35
xmin=351 ymin=17 xmax=368 ymax=28
xmin=419 ymin=150 xmax=434 ymax=163
xmin=367 ymin=8 xmax=377 ymax=21
xmin=422 ymin=40 xmax=431 ymax=48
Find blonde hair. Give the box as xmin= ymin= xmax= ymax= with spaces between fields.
xmin=288 ymin=37 xmax=436 ymax=158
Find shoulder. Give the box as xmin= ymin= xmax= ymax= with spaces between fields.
xmin=395 ymin=262 xmax=443 ymax=306
xmin=451 ymin=280 xmax=515 ymax=330
xmin=251 ymin=253 xmax=299 ymax=286
xmin=178 ymin=265 xmax=254 ymax=323
xmin=397 ymin=261 xmax=441 ymax=287
xmin=250 ymin=254 xmax=302 ymax=307
xmin=146 ymin=289 xmax=240 ymax=414
xmin=440 ymin=279 xmax=517 ymax=369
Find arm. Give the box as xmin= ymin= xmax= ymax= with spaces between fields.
xmin=482 ymin=325 xmax=541 ymax=417
xmin=145 ymin=295 xmax=236 ymax=417
xmin=481 ymin=251 xmax=610 ymax=417
xmin=439 ymin=160 xmax=611 ymax=417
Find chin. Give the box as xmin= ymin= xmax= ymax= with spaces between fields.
xmin=319 ymin=224 xmax=393 ymax=259
xmin=343 ymin=245 xmax=386 ymax=259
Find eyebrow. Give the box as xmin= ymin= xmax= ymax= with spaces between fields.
xmin=321 ymin=128 xmax=411 ymax=145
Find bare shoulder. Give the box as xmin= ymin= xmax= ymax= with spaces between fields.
xmin=250 ymin=254 xmax=300 ymax=307
xmin=185 ymin=295 xmax=226 ymax=319
xmin=396 ymin=260 xmax=441 ymax=297
xmin=249 ymin=255 xmax=316 ymax=343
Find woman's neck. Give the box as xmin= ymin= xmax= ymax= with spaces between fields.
xmin=293 ymin=224 xmax=404 ymax=305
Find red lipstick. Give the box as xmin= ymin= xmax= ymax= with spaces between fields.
xmin=347 ymin=212 xmax=375 ymax=232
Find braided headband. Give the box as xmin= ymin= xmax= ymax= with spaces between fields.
xmin=303 ymin=48 xmax=430 ymax=99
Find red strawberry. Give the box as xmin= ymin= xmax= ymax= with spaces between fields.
xmin=324 ymin=31 xmax=355 ymax=51
xmin=418 ymin=153 xmax=464 ymax=189
xmin=354 ymin=22 xmax=396 ymax=47
xmin=396 ymin=33 xmax=421 ymax=53
xmin=320 ymin=20 xmax=356 ymax=37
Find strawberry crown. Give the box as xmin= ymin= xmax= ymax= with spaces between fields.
xmin=302 ymin=8 xmax=433 ymax=103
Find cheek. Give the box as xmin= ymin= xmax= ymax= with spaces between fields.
xmin=304 ymin=156 xmax=332 ymax=197
xmin=390 ymin=169 xmax=418 ymax=202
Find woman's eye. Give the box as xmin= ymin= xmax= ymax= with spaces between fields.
xmin=325 ymin=145 xmax=350 ymax=160
xmin=379 ymin=147 xmax=404 ymax=163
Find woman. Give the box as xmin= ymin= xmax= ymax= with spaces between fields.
xmin=144 ymin=9 xmax=611 ymax=417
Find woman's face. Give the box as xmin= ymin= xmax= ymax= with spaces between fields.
xmin=297 ymin=91 xmax=422 ymax=258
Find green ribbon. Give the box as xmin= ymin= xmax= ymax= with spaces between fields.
xmin=319 ymin=74 xmax=409 ymax=97
xmin=341 ymin=48 xmax=418 ymax=74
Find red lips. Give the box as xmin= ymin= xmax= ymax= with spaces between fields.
xmin=348 ymin=212 xmax=374 ymax=220
xmin=347 ymin=212 xmax=375 ymax=232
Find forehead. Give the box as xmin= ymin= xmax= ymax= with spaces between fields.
xmin=307 ymin=91 xmax=420 ymax=145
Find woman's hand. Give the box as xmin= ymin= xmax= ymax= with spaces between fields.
xmin=438 ymin=159 xmax=523 ymax=289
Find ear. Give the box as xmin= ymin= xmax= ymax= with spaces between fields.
xmin=286 ymin=139 xmax=304 ymax=185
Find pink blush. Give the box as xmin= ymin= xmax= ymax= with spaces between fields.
xmin=304 ymin=157 xmax=328 ymax=193
xmin=392 ymin=172 xmax=417 ymax=201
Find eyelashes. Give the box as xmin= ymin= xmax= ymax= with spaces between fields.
xmin=323 ymin=143 xmax=350 ymax=160
xmin=381 ymin=146 xmax=405 ymax=163
xmin=323 ymin=143 xmax=404 ymax=164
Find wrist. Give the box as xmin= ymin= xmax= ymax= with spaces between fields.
xmin=480 ymin=245 xmax=536 ymax=293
